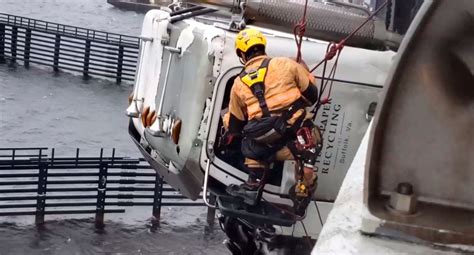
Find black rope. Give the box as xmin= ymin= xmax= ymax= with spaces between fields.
xmin=313 ymin=201 xmax=324 ymax=227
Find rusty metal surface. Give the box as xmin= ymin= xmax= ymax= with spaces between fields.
xmin=365 ymin=0 xmax=474 ymax=245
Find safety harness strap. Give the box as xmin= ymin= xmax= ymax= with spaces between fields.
xmin=251 ymin=84 xmax=271 ymax=117
xmin=281 ymin=98 xmax=306 ymax=121
xmin=239 ymin=58 xmax=272 ymax=118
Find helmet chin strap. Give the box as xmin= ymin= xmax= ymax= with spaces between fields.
xmin=238 ymin=52 xmax=247 ymax=65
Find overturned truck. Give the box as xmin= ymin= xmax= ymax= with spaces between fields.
xmin=125 ymin=1 xmax=396 ymax=253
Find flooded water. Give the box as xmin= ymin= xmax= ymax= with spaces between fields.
xmin=0 ymin=0 xmax=228 ymax=254
xmin=0 ymin=218 xmax=225 ymax=255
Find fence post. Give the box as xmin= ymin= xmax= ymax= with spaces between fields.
xmin=95 ymin=162 xmax=108 ymax=228
xmin=10 ymin=26 xmax=18 ymax=65
xmin=53 ymin=34 xmax=61 ymax=72
xmin=35 ymin=162 xmax=48 ymax=225
xmin=0 ymin=24 xmax=5 ymax=64
xmin=151 ymin=174 xmax=163 ymax=226
xmin=206 ymin=194 xmax=216 ymax=227
xmin=83 ymin=39 xmax=91 ymax=79
xmin=116 ymin=45 xmax=124 ymax=84
xmin=24 ymin=28 xmax=32 ymax=68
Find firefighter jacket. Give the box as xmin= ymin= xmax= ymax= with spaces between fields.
xmin=224 ymin=55 xmax=317 ymax=130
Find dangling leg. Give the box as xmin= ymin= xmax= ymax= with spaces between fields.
xmin=286 ymin=123 xmax=323 ymax=216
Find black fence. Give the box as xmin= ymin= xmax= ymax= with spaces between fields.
xmin=0 ymin=13 xmax=140 ymax=83
xmin=0 ymin=147 xmax=204 ymax=227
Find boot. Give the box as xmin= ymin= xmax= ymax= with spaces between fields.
xmin=226 ymin=168 xmax=265 ymax=206
xmin=226 ymin=181 xmax=262 ymax=206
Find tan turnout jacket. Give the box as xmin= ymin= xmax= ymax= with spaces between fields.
xmin=224 ymin=55 xmax=317 ymax=168
xmin=224 ymin=55 xmax=316 ymax=128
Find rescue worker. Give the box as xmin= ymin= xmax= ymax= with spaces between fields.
xmin=224 ymin=28 xmax=320 ymax=206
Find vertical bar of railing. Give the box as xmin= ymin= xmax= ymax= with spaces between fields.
xmin=38 ymin=148 xmax=43 ymax=161
xmin=10 ymin=26 xmax=18 ymax=64
xmin=11 ymin=148 xmax=16 ymax=167
xmin=95 ymin=162 xmax=108 ymax=228
xmin=51 ymin=148 xmax=55 ymax=166
xmin=151 ymin=174 xmax=163 ymax=226
xmin=0 ymin=24 xmax=5 ymax=64
xmin=35 ymin=162 xmax=48 ymax=225
xmin=75 ymin=148 xmax=79 ymax=167
xmin=206 ymin=194 xmax=216 ymax=227
xmin=83 ymin=39 xmax=91 ymax=79
xmin=24 ymin=28 xmax=32 ymax=68
xmin=53 ymin=34 xmax=61 ymax=72
xmin=111 ymin=148 xmax=116 ymax=166
xmin=116 ymin=45 xmax=124 ymax=84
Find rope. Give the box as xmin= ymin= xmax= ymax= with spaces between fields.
xmin=313 ymin=201 xmax=324 ymax=227
xmin=311 ymin=44 xmax=342 ymax=118
xmin=308 ymin=0 xmax=391 ymax=119
xmin=300 ymin=221 xmax=313 ymax=250
xmin=309 ymin=0 xmax=391 ymax=73
xmin=294 ymin=0 xmax=309 ymax=63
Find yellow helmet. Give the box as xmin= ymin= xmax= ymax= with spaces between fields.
xmin=235 ymin=28 xmax=267 ymax=55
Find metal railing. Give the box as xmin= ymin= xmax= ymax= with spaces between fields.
xmin=0 ymin=13 xmax=140 ymax=83
xmin=0 ymin=147 xmax=204 ymax=227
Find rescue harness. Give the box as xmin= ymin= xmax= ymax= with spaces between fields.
xmin=237 ymin=57 xmax=322 ymax=217
xmin=238 ymin=58 xmax=310 ymax=162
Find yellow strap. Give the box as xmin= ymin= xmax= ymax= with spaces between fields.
xmin=241 ymin=67 xmax=268 ymax=88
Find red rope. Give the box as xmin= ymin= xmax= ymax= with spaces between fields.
xmin=310 ymin=0 xmax=390 ymax=73
xmin=294 ymin=0 xmax=309 ymax=63
xmin=310 ymin=42 xmax=341 ymax=118
xmin=309 ymin=0 xmax=390 ymax=118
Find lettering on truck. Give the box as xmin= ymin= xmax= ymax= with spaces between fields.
xmin=314 ymin=103 xmax=353 ymax=175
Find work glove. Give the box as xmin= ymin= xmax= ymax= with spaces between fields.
xmin=222 ymin=131 xmax=242 ymax=150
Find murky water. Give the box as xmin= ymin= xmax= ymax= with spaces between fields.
xmin=0 ymin=218 xmax=224 ymax=255
xmin=0 ymin=0 xmax=227 ymax=254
